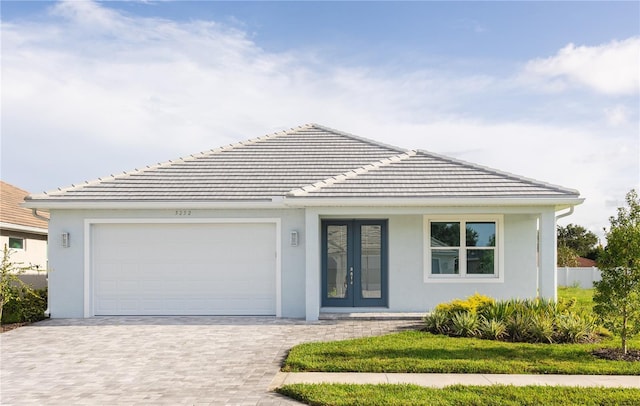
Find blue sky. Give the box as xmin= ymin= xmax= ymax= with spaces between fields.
xmin=1 ymin=1 xmax=639 ymax=238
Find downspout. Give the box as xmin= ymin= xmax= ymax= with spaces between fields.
xmin=537 ymin=206 xmax=575 ymax=297
xmin=32 ymin=209 xmax=50 ymax=223
xmin=31 ymin=209 xmax=51 ymax=317
xmin=556 ymin=206 xmax=574 ymax=221
xmin=549 ymin=206 xmax=574 ymax=299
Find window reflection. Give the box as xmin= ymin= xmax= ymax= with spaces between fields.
xmin=327 ymin=226 xmax=348 ymax=298
xmin=361 ymin=225 xmax=381 ymax=298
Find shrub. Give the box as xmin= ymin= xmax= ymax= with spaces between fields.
xmin=505 ymin=311 xmax=534 ymax=343
xmin=478 ymin=300 xmax=514 ymax=321
xmin=528 ymin=297 xmax=559 ymax=316
xmin=435 ymin=293 xmax=494 ymax=315
xmin=529 ymin=314 xmax=556 ymax=343
xmin=423 ymin=308 xmax=451 ymax=335
xmin=1 ymin=244 xmax=44 ymax=324
xmin=557 ymin=296 xmax=577 ymax=313
xmin=425 ymin=294 xmax=600 ymax=344
xmin=478 ymin=317 xmax=507 ymax=340
xmin=450 ymin=311 xmax=479 ymax=337
xmin=556 ymin=313 xmax=598 ymax=343
xmin=1 ymin=287 xmax=47 ymax=324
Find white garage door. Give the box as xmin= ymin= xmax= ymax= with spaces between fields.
xmin=92 ymin=222 xmax=277 ymax=316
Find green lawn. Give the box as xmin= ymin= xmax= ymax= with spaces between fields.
xmin=558 ymin=286 xmax=595 ymax=312
xmin=277 ymin=384 xmax=640 ymax=406
xmin=283 ymin=330 xmax=640 ymax=375
xmin=282 ymin=288 xmax=640 ymax=375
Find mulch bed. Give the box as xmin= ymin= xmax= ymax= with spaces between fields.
xmin=592 ymin=348 xmax=640 ymax=362
xmin=0 ymin=322 xmax=29 ymax=333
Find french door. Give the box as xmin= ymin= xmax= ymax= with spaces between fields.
xmin=321 ymin=220 xmax=388 ymax=307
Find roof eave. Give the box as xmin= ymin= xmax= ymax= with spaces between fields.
xmin=283 ymin=196 xmax=585 ymax=209
xmin=0 ymin=222 xmax=48 ymax=235
xmin=23 ymin=196 xmax=585 ymax=210
xmin=21 ymin=198 xmax=287 ymax=210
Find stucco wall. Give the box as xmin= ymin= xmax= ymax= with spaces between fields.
xmin=48 ymin=207 xmax=547 ymax=319
xmin=47 ymin=208 xmax=307 ymax=318
xmin=308 ymin=208 xmax=539 ymax=316
xmin=0 ymin=233 xmax=48 ymax=270
xmin=1 ymin=231 xmax=48 ymax=290
xmin=321 ymin=213 xmax=539 ymax=313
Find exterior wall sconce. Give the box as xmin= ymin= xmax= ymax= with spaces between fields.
xmin=62 ymin=232 xmax=70 ymax=248
xmin=290 ymin=230 xmax=299 ymax=247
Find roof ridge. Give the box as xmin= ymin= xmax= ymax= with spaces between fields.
xmin=415 ymin=149 xmax=580 ymax=196
xmin=287 ymin=150 xmax=417 ymax=197
xmin=307 ymin=123 xmax=407 ymax=153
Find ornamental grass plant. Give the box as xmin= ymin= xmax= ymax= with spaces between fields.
xmin=424 ymin=294 xmax=599 ymax=344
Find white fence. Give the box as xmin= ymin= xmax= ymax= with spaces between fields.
xmin=17 ymin=274 xmax=48 ymax=290
xmin=556 ymin=267 xmax=601 ymax=288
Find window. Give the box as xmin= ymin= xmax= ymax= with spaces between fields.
xmin=8 ymin=237 xmax=25 ymax=250
xmin=425 ymin=216 xmax=502 ymax=281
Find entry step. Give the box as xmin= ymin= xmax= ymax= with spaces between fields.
xmin=319 ymin=312 xmax=424 ymax=321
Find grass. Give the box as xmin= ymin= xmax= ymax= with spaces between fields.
xmin=276 ymin=384 xmax=640 ymax=406
xmin=558 ymin=286 xmax=595 ymax=312
xmin=282 ymin=288 xmax=640 ymax=375
xmin=282 ymin=330 xmax=640 ymax=375
xmin=278 ymin=288 xmax=640 ymax=405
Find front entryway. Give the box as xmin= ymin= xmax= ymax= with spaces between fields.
xmin=321 ymin=220 xmax=388 ymax=307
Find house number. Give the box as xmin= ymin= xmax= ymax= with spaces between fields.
xmin=175 ymin=210 xmax=192 ymax=216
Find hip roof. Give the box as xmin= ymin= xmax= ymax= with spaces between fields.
xmin=26 ymin=124 xmax=581 ymax=205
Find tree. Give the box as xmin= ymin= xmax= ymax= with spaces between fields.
xmin=585 ymin=244 xmax=605 ymax=261
xmin=593 ymin=189 xmax=640 ymax=354
xmin=557 ymin=245 xmax=579 ymax=267
xmin=0 ymin=244 xmax=41 ymax=324
xmin=557 ymin=223 xmax=599 ymax=257
xmin=557 ymin=223 xmax=600 ymax=266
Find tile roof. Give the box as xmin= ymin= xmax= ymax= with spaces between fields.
xmin=289 ymin=150 xmax=578 ymax=198
xmin=577 ymin=257 xmax=597 ymax=267
xmin=26 ymin=124 xmax=580 ymax=204
xmin=1 ymin=181 xmax=49 ymax=230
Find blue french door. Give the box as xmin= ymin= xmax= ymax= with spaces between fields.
xmin=322 ymin=220 xmax=388 ymax=307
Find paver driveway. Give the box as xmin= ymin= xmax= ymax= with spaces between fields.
xmin=1 ymin=317 xmax=419 ymax=405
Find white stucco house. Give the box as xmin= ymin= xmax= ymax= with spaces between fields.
xmin=24 ymin=124 xmax=583 ymax=320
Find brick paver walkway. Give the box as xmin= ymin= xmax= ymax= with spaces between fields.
xmin=0 ymin=317 xmax=419 ymax=405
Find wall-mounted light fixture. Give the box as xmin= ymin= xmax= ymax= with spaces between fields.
xmin=62 ymin=232 xmax=70 ymax=248
xmin=290 ymin=230 xmax=299 ymax=247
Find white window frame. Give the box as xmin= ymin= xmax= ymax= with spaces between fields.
xmin=8 ymin=236 xmax=25 ymax=250
xmin=423 ymin=215 xmax=504 ymax=283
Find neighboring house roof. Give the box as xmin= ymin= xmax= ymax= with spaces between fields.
xmin=577 ymin=257 xmax=597 ymax=267
xmin=1 ymin=181 xmax=49 ymax=233
xmin=25 ymin=124 xmax=582 ymax=206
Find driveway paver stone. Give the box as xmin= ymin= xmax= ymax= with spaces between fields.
xmin=0 ymin=317 xmax=419 ymax=405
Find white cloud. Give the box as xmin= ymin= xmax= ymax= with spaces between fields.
xmin=1 ymin=1 xmax=494 ymax=154
xmin=604 ymin=105 xmax=631 ymax=126
xmin=1 ymin=0 xmax=637 ymax=240
xmin=524 ymin=37 xmax=640 ymax=95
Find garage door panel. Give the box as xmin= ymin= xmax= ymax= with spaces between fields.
xmin=92 ymin=222 xmax=277 ymax=316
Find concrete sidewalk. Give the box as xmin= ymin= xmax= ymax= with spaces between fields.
xmin=271 ymin=372 xmax=640 ymax=389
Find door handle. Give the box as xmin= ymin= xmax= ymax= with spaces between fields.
xmin=350 ymin=267 xmax=354 ymax=285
